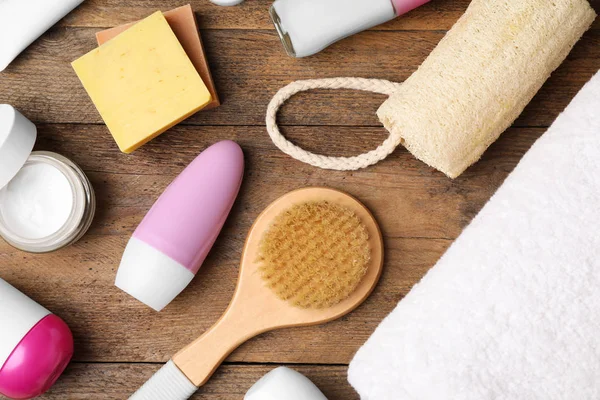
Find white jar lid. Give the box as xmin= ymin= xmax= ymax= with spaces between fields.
xmin=0 ymin=104 xmax=36 ymax=190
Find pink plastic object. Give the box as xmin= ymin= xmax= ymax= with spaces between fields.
xmin=0 ymin=315 xmax=74 ymax=400
xmin=136 ymin=140 xmax=244 ymax=273
xmin=392 ymin=0 xmax=430 ymax=15
xmin=115 ymin=140 xmax=245 ymax=311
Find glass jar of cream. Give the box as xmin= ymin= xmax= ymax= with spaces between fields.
xmin=0 ymin=104 xmax=95 ymax=253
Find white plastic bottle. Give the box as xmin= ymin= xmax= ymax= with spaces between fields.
xmin=0 ymin=279 xmax=74 ymax=399
xmin=270 ymin=0 xmax=430 ymax=58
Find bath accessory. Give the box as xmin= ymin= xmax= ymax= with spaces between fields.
xmin=0 ymin=105 xmax=95 ymax=253
xmin=270 ymin=0 xmax=430 ymax=58
xmin=95 ymin=5 xmax=220 ymax=110
xmin=348 ymin=70 xmax=600 ymax=399
xmin=0 ymin=278 xmax=74 ymax=400
xmin=127 ymin=187 xmax=383 ymax=399
xmin=72 ymin=11 xmax=212 ymax=153
xmin=266 ymin=0 xmax=596 ymax=178
xmin=115 ymin=140 xmax=244 ymax=312
xmin=245 ymin=367 xmax=328 ymax=400
xmin=0 ymin=0 xmax=84 ymax=72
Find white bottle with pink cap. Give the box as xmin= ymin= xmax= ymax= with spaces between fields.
xmin=270 ymin=0 xmax=431 ymax=57
xmin=115 ymin=140 xmax=244 ymax=311
xmin=0 ymin=278 xmax=74 ymax=399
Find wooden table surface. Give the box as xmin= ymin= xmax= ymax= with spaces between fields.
xmin=1 ymin=1 xmax=599 ymax=398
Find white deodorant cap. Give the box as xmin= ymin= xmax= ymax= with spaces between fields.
xmin=245 ymin=367 xmax=328 ymax=400
xmin=115 ymin=237 xmax=195 ymax=312
xmin=0 ymin=104 xmax=36 ymax=190
xmin=271 ymin=0 xmax=396 ymax=58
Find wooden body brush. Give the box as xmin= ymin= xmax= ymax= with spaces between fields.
xmin=129 ymin=187 xmax=383 ymax=399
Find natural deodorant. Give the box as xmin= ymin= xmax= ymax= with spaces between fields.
xmin=0 ymin=279 xmax=74 ymax=400
xmin=116 ymin=141 xmax=244 ymax=311
xmin=270 ymin=0 xmax=430 ymax=57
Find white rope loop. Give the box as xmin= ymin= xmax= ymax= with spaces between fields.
xmin=265 ymin=77 xmax=403 ymax=171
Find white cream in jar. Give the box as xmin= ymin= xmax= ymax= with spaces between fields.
xmin=0 ymin=105 xmax=95 ymax=253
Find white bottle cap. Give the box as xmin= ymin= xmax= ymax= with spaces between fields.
xmin=0 ymin=104 xmax=36 ymax=189
xmin=245 ymin=367 xmax=328 ymax=400
xmin=271 ymin=0 xmax=396 ymax=58
xmin=115 ymin=237 xmax=195 ymax=312
xmin=0 ymin=278 xmax=50 ymax=368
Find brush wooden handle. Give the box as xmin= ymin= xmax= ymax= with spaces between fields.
xmin=172 ymin=302 xmax=267 ymax=387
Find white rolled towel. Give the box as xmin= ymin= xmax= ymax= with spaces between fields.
xmin=348 ymin=70 xmax=600 ymax=399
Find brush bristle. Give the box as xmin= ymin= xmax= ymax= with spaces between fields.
xmin=257 ymin=201 xmax=371 ymax=309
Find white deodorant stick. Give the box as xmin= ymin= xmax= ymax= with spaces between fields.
xmin=0 ymin=278 xmax=74 ymax=399
xmin=270 ymin=0 xmax=430 ymax=57
xmin=245 ymin=367 xmax=328 ymax=400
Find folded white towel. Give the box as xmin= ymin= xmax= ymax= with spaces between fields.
xmin=348 ymin=70 xmax=600 ymax=400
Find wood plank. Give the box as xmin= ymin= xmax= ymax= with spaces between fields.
xmin=58 ymin=0 xmax=600 ymax=30
xmin=40 ymin=363 xmax=356 ymax=399
xmin=0 ymin=29 xmax=597 ymax=127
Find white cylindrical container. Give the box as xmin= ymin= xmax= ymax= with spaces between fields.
xmin=270 ymin=0 xmax=430 ymax=58
xmin=0 ymin=278 xmax=74 ymax=399
xmin=0 ymin=105 xmax=95 ymax=253
xmin=245 ymin=367 xmax=328 ymax=400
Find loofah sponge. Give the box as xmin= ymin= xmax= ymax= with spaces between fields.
xmin=257 ymin=201 xmax=371 ymax=309
xmin=378 ymin=0 xmax=595 ymax=178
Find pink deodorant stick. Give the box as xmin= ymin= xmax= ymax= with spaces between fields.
xmin=270 ymin=0 xmax=430 ymax=58
xmin=115 ymin=141 xmax=244 ymax=311
xmin=0 ymin=278 xmax=74 ymax=400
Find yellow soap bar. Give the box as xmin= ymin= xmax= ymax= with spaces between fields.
xmin=72 ymin=11 xmax=211 ymax=153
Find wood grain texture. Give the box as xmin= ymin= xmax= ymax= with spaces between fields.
xmin=0 ymin=1 xmax=598 ymax=398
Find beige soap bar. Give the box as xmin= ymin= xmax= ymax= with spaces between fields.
xmin=95 ymin=4 xmax=220 ymax=110
xmin=378 ymin=0 xmax=596 ymax=178
xmin=72 ymin=11 xmax=212 ymax=153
